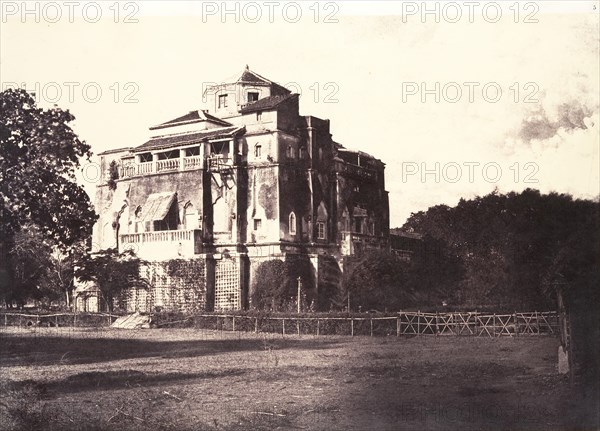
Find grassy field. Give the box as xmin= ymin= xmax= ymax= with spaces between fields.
xmin=0 ymin=327 xmax=596 ymax=431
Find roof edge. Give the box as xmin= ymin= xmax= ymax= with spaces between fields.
xmin=239 ymin=93 xmax=298 ymax=114
xmin=133 ymin=125 xmax=246 ymax=153
xmin=97 ymin=147 xmax=133 ymax=156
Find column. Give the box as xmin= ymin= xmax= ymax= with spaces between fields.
xmin=152 ymin=151 xmax=159 ymax=173
xmin=179 ymin=148 xmax=185 ymax=171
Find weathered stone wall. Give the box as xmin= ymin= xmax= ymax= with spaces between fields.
xmin=279 ymin=167 xmax=311 ymax=242
xmin=92 ymin=161 xmax=206 ymax=253
xmin=247 ymin=166 xmax=280 ymax=243
xmin=126 ymin=170 xmax=205 ymax=230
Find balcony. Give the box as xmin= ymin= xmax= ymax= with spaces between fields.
xmin=183 ymin=155 xmax=203 ymax=170
xmin=120 ymin=156 xmax=204 ymax=178
xmin=340 ymin=231 xmax=387 ymax=256
xmin=336 ymin=161 xmax=376 ymax=181
xmin=157 ymin=159 xmax=180 ymax=172
xmin=119 ymin=229 xmax=203 ymax=260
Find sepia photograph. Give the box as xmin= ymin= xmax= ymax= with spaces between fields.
xmin=1 ymin=1 xmax=599 ymax=430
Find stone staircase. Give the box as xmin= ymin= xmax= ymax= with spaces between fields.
xmin=111 ymin=312 xmax=151 ymax=329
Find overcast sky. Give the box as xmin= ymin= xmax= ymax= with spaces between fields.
xmin=2 ymin=1 xmax=598 ymax=226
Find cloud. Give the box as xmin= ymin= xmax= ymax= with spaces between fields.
xmin=518 ymin=101 xmax=594 ymax=144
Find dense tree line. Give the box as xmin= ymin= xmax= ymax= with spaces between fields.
xmin=403 ymin=189 xmax=600 ymax=310
xmin=252 ymin=189 xmax=598 ymax=313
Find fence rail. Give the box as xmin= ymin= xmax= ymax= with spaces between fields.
xmin=0 ymin=312 xmax=118 ymax=328
xmin=154 ymin=311 xmax=559 ymax=338
xmin=0 ymin=311 xmax=559 ymax=338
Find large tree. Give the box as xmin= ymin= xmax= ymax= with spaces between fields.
xmin=1 ymin=226 xmax=53 ymax=307
xmin=75 ymin=249 xmax=149 ymax=312
xmin=0 ymin=89 xmax=97 ymax=305
xmin=251 ymin=257 xmax=317 ymax=311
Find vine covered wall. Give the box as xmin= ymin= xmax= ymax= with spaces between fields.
xmin=126 ymin=259 xmax=207 ymax=312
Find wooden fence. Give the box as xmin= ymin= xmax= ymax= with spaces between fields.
xmin=156 ymin=311 xmax=559 ymax=337
xmin=0 ymin=311 xmax=559 ymax=338
xmin=0 ymin=312 xmax=118 ymax=328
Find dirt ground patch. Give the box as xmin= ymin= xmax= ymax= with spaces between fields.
xmin=0 ymin=327 xmax=596 ymax=430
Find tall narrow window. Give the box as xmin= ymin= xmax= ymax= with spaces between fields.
xmin=218 ymin=94 xmax=228 ymax=108
xmin=299 ymin=147 xmax=305 ymax=159
xmin=344 ymin=217 xmax=350 ymax=231
xmin=134 ymin=206 xmax=143 ymax=233
xmin=287 ymin=145 xmax=295 ymax=159
xmin=354 ymin=218 xmax=362 ymax=234
xmin=317 ymin=222 xmax=326 ymax=240
xmin=254 ymin=143 xmax=262 ymax=159
xmin=253 ymin=219 xmax=262 ymax=230
xmin=289 ymin=212 xmax=296 ymax=235
xmin=184 ymin=203 xmax=198 ymax=230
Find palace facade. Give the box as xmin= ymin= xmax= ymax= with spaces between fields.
xmin=76 ymin=67 xmax=390 ymax=312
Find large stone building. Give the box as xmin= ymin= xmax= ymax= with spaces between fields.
xmin=77 ymin=67 xmax=390 ymax=312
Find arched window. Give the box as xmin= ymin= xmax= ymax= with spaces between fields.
xmin=289 ymin=212 xmax=296 ymax=235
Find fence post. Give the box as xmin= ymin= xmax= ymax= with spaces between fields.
xmin=435 ymin=312 xmax=439 ymax=336
xmin=232 ymin=316 xmax=236 ymax=332
xmin=514 ymin=311 xmax=518 ymax=336
xmin=316 ymin=319 xmax=319 ymax=337
xmin=396 ymin=316 xmax=400 ymax=337
xmin=535 ymin=311 xmax=539 ymax=334
xmin=493 ymin=313 xmax=496 ymax=337
xmin=417 ymin=310 xmax=421 ymax=336
xmin=282 ymin=318 xmax=285 ymax=336
xmin=255 ymin=317 xmax=258 ymax=333
xmin=4 ymin=314 xmax=6 ymax=327
xmin=370 ymin=318 xmax=373 ymax=337
xmin=297 ymin=319 xmax=300 ymax=337
xmin=351 ymin=318 xmax=354 ymax=337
